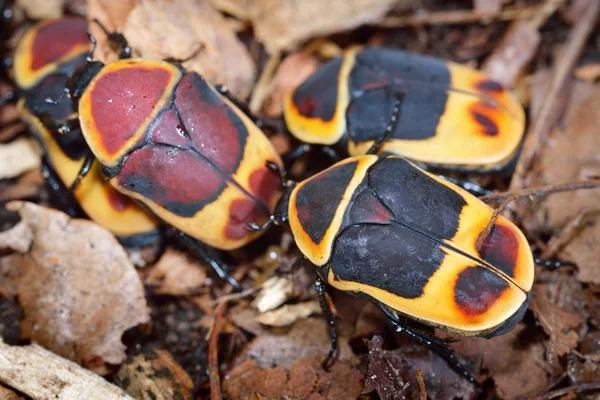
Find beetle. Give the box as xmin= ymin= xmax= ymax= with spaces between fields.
xmin=252 ymin=153 xmax=534 ymax=382
xmin=284 ymin=47 xmax=525 ymax=173
xmin=11 ymin=17 xmax=160 ymax=246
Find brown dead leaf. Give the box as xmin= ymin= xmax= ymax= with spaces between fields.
xmin=212 ymin=0 xmax=398 ymax=53
xmin=0 ymin=168 xmax=44 ymax=202
xmin=474 ymin=0 xmax=502 ymax=16
xmin=15 ymin=0 xmax=63 ymax=19
xmin=145 ymin=249 xmax=207 ymax=296
xmin=0 ymin=139 xmax=41 ymax=180
xmin=257 ymin=300 xmax=321 ymax=327
xmin=0 ymin=201 xmax=150 ymax=373
xmin=0 ymin=385 xmax=25 ymax=400
xmin=224 ymin=319 xmax=363 ymax=399
xmin=87 ymin=0 xmax=138 ymax=64
xmin=539 ymin=82 xmax=600 ymax=283
xmin=366 ymin=336 xmax=476 ymax=400
xmin=262 ymin=52 xmax=320 ymax=118
xmin=228 ymin=303 xmax=264 ymax=336
xmin=451 ymin=324 xmax=562 ymax=399
xmin=124 ymin=0 xmax=256 ymax=98
xmin=482 ymin=19 xmax=541 ymax=87
xmin=575 ymin=63 xmax=600 ymax=82
xmin=114 ymin=350 xmax=194 ymax=400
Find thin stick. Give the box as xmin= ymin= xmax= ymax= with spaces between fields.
xmin=476 ymin=195 xmax=515 ymax=250
xmin=537 ymin=382 xmax=600 ymax=400
xmin=541 ymin=208 xmax=600 ymax=259
xmin=378 ymin=4 xmax=538 ymax=28
xmin=416 ymin=369 xmax=427 ymax=400
xmin=509 ymin=0 xmax=600 ymax=191
xmin=481 ymin=180 xmax=600 ymax=202
xmin=249 ymin=51 xmax=281 ymax=115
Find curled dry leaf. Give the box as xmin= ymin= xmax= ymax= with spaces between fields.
xmin=114 ymin=350 xmax=194 ymax=400
xmin=0 ymin=139 xmax=41 ymax=180
xmin=145 ymin=249 xmax=207 ymax=296
xmin=15 ymin=0 xmax=63 ymax=19
xmin=87 ymin=0 xmax=138 ymax=64
xmin=0 ymin=201 xmax=150 ymax=372
xmin=262 ymin=52 xmax=320 ymax=118
xmin=539 ymin=83 xmax=600 ymax=284
xmin=211 ymin=0 xmax=398 ymax=53
xmin=0 ymin=339 xmax=134 ymax=400
xmin=252 ymin=276 xmax=295 ymax=313
xmin=124 ymin=0 xmax=256 ymax=98
xmin=257 ymin=300 xmax=321 ymax=327
xmin=366 ymin=336 xmax=477 ymax=400
xmin=223 ymin=319 xmax=363 ymax=399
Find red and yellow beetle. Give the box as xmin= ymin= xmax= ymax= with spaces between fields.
xmin=12 ymin=17 xmax=159 ymax=246
xmin=74 ymin=58 xmax=284 ymax=251
xmin=284 ymin=47 xmax=525 ymax=171
xmin=259 ymin=153 xmax=534 ymax=381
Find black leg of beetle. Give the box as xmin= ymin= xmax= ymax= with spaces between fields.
xmin=0 ymin=89 xmax=17 ymax=106
xmin=437 ymin=175 xmax=493 ymax=197
xmin=176 ymin=231 xmax=243 ymax=292
xmin=282 ymin=144 xmax=311 ymax=168
xmin=91 ymin=19 xmax=132 ymax=59
xmin=534 ymin=255 xmax=574 ymax=270
xmin=41 ymin=157 xmax=86 ymax=218
xmin=213 ymin=84 xmax=265 ymax=126
xmin=68 ymin=151 xmax=95 ymax=194
xmin=246 ymin=172 xmax=294 ymax=232
xmin=316 ymin=276 xmax=337 ymax=370
xmin=366 ymin=93 xmax=404 ymax=155
xmin=383 ymin=313 xmax=477 ymax=384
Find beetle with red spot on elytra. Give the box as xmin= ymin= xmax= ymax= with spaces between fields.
xmin=36 ymin=20 xmax=284 ymax=291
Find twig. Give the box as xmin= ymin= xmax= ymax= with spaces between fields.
xmin=481 ymin=180 xmax=600 ymax=202
xmin=541 ymin=208 xmax=600 ymax=259
xmin=378 ymin=4 xmax=539 ymax=28
xmin=537 ymin=382 xmax=600 ymax=399
xmin=416 ymin=369 xmax=427 ymax=400
xmin=475 ymin=195 xmax=515 ymax=251
xmin=207 ymin=264 xmax=252 ymax=400
xmin=509 ymin=0 xmax=600 ymax=191
xmin=249 ymin=52 xmax=282 ymax=114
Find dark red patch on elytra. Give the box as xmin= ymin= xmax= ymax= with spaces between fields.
xmin=349 ymin=188 xmax=393 ymax=224
xmin=90 ymin=66 xmax=174 ymax=157
xmin=105 ymin=186 xmax=132 ymax=212
xmin=477 ymin=80 xmax=504 ymax=93
xmin=224 ymin=197 xmax=269 ymax=240
xmin=472 ymin=109 xmax=499 ymax=137
xmin=454 ymin=266 xmax=510 ymax=316
xmin=116 ymin=145 xmax=227 ymax=217
xmin=248 ymin=165 xmax=282 ymax=210
xmin=174 ymin=73 xmax=245 ymax=175
xmin=477 ymin=223 xmax=519 ymax=278
xmin=30 ymin=18 xmax=89 ymax=71
xmin=149 ymin=108 xmax=189 ymax=149
xmin=297 ymin=97 xmax=316 ymax=117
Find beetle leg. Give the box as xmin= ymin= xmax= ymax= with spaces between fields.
xmin=282 ymin=143 xmax=311 ymax=168
xmin=316 ymin=276 xmax=337 ymax=370
xmin=91 ymin=19 xmax=132 ymax=60
xmin=534 ymin=255 xmax=574 ymax=269
xmin=176 ymin=232 xmax=243 ymax=292
xmin=67 ymin=151 xmax=95 ymax=194
xmin=0 ymin=89 xmax=17 ymax=106
xmin=366 ymin=93 xmax=404 ymax=155
xmin=41 ymin=156 xmax=86 ymax=218
xmin=437 ymin=175 xmax=493 ymax=197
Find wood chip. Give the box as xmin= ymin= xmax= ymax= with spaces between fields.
xmin=0 ymin=139 xmax=41 ymax=180
xmin=257 ymin=300 xmax=321 ymax=327
xmin=0 ymin=339 xmax=134 ymax=400
xmin=252 ymin=276 xmax=295 ymax=313
xmin=145 ymin=249 xmax=207 ymax=296
xmin=211 ymin=0 xmax=398 ymax=53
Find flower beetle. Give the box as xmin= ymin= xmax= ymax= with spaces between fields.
xmin=284 ymin=47 xmax=525 ymax=172
xmin=253 ymin=153 xmax=534 ymax=382
xmin=11 ymin=17 xmax=159 ymax=246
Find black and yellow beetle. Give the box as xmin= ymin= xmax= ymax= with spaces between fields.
xmin=284 ymin=47 xmax=525 ymax=172
xmin=253 ymin=153 xmax=534 ymax=382
xmin=10 ymin=17 xmax=160 ymax=246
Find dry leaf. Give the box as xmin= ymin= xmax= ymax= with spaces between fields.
xmin=252 ymin=276 xmax=295 ymax=313
xmin=212 ymin=0 xmax=398 ymax=53
xmin=124 ymin=0 xmax=256 ymax=98
xmin=0 ymin=139 xmax=41 ymax=180
xmin=0 ymin=201 xmax=150 ymax=372
xmin=482 ymin=19 xmax=541 ymax=87
xmin=145 ymin=249 xmax=207 ymax=296
xmin=114 ymin=350 xmax=194 ymax=400
xmin=473 ymin=0 xmax=502 ymax=15
xmin=263 ymin=52 xmax=320 ymax=117
xmin=257 ymin=300 xmax=321 ymax=327
xmin=15 ymin=0 xmax=63 ymax=19
xmin=539 ymin=82 xmax=600 ymax=283
xmin=575 ymin=63 xmax=600 ymax=82
xmin=0 ymin=385 xmax=25 ymax=400
xmin=0 ymin=339 xmax=134 ymax=400
xmin=223 ymin=319 xmax=363 ymax=399
xmin=228 ymin=303 xmax=264 ymax=336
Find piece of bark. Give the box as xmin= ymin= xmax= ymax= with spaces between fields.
xmin=0 ymin=339 xmax=134 ymax=400
xmin=114 ymin=350 xmax=194 ymax=400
